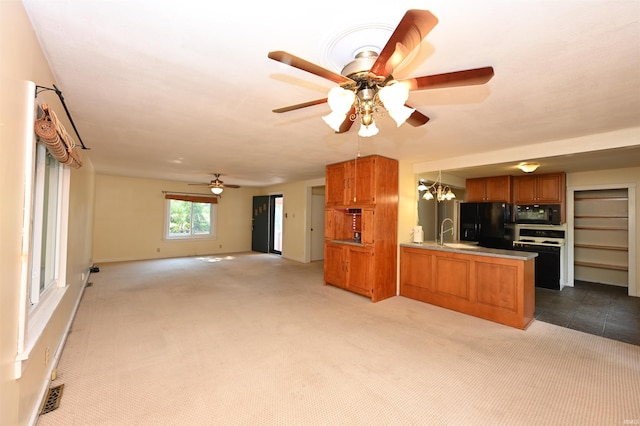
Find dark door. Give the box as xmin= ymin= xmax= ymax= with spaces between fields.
xmin=252 ymin=196 xmax=269 ymax=253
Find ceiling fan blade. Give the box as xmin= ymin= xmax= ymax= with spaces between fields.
xmin=273 ymin=98 xmax=328 ymax=113
xmin=268 ymin=51 xmax=355 ymax=85
xmin=188 ymin=183 xmax=211 ymax=186
xmin=403 ymin=67 xmax=495 ymax=91
xmin=405 ymin=107 xmax=430 ymax=127
xmin=223 ymin=184 xmax=241 ymax=189
xmin=336 ymin=106 xmax=356 ymax=133
xmin=369 ymin=10 xmax=438 ymax=78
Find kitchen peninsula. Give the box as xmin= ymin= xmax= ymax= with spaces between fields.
xmin=400 ymin=243 xmax=537 ymax=329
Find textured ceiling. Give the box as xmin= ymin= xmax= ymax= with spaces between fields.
xmin=22 ymin=0 xmax=640 ymax=188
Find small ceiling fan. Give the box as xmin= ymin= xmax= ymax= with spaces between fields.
xmin=189 ymin=173 xmax=241 ymax=195
xmin=268 ymin=9 xmax=494 ymax=137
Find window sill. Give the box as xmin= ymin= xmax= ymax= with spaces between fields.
xmin=14 ymin=285 xmax=68 ymax=379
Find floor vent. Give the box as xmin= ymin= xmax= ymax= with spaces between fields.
xmin=41 ymin=384 xmax=64 ymax=415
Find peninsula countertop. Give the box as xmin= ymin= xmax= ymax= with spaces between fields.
xmin=400 ymin=241 xmax=538 ymax=261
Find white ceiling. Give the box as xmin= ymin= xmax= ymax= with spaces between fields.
xmin=22 ymin=0 xmax=640 ymax=188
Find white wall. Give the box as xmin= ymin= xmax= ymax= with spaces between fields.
xmin=93 ymin=174 xmax=260 ymax=263
xmin=1 ymin=2 xmax=96 ymax=424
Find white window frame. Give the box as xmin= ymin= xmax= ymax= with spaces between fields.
xmin=164 ymin=198 xmax=217 ymax=240
xmin=15 ymin=92 xmax=70 ymax=379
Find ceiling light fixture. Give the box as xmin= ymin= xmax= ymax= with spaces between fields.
xmin=518 ymin=162 xmax=540 ymax=173
xmin=210 ymin=186 xmax=223 ymax=195
xmin=418 ymin=171 xmax=456 ymax=202
xmin=322 ymin=69 xmax=414 ymax=138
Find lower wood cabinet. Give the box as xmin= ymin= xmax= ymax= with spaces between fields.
xmin=324 ymin=242 xmax=374 ymax=298
xmin=400 ymin=246 xmax=535 ymax=329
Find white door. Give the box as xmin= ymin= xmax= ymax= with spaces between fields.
xmin=311 ymin=194 xmax=325 ymax=261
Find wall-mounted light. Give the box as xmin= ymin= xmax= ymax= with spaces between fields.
xmin=518 ymin=162 xmax=540 ymax=173
xmin=418 ymin=171 xmax=456 ymax=202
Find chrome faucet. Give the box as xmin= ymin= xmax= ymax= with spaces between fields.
xmin=440 ymin=218 xmax=455 ymax=245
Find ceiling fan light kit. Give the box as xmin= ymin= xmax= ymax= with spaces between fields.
xmin=268 ymin=9 xmax=495 ymax=137
xmin=188 ymin=173 xmax=241 ymax=196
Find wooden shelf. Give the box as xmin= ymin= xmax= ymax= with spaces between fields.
xmin=575 ymin=196 xmax=628 ymax=201
xmin=574 ymin=215 xmax=628 ymax=219
xmin=574 ymin=226 xmax=628 ymax=231
xmin=575 ymin=261 xmax=628 ymax=271
xmin=574 ymin=243 xmax=628 ymax=251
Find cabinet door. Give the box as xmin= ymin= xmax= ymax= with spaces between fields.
xmin=324 ymin=243 xmax=346 ymax=287
xmin=326 ymin=163 xmax=347 ymax=206
xmin=346 ymin=246 xmax=374 ymax=295
xmin=484 ymin=176 xmax=511 ymax=202
xmin=324 ymin=209 xmax=335 ymax=240
xmin=512 ymin=175 xmax=537 ymax=204
xmin=536 ymin=173 xmax=564 ymax=203
xmin=465 ymin=178 xmax=486 ymax=202
xmin=361 ymin=209 xmax=375 ymax=244
xmin=348 ymin=156 xmax=376 ymax=205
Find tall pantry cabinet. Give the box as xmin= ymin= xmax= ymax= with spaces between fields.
xmin=324 ymin=155 xmax=398 ymax=302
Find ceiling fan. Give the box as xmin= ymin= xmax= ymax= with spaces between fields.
xmin=189 ymin=173 xmax=241 ymax=195
xmin=268 ymin=9 xmax=495 ymax=137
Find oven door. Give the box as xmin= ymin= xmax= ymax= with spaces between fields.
xmin=513 ymin=243 xmax=561 ymax=290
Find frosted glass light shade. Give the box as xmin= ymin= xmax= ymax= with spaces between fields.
xmin=322 ymin=111 xmax=347 ymax=132
xmin=358 ymin=121 xmax=379 ymax=137
xmin=379 ymin=81 xmax=409 ymax=108
xmin=388 ymin=105 xmax=415 ymax=127
xmin=211 ymin=186 xmax=223 ymax=195
xmin=326 ymin=87 xmax=355 ymax=114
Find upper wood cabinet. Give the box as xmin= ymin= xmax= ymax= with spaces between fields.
xmin=513 ymin=172 xmax=566 ymax=204
xmin=465 ymin=176 xmax=512 ymax=202
xmin=325 ymin=156 xmax=378 ymax=207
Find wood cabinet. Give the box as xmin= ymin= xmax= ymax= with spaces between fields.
xmin=400 ymin=245 xmax=535 ymax=329
xmin=324 ymin=155 xmax=398 ymax=302
xmin=512 ymin=172 xmax=565 ymax=204
xmin=465 ymin=175 xmax=512 ymax=202
xmin=325 ymin=156 xmax=376 ymax=207
xmin=324 ymin=242 xmax=374 ymax=297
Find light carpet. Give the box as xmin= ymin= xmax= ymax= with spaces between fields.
xmin=37 ymin=253 xmax=640 ymax=425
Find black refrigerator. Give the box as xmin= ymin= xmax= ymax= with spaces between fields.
xmin=459 ymin=202 xmax=514 ymax=249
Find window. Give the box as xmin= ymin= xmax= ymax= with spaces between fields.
xmin=165 ymin=197 xmax=217 ymax=239
xmin=30 ymin=145 xmax=62 ymax=304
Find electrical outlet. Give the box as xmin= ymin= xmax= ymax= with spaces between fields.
xmin=219 ymin=244 xmax=222 ymax=248
xmin=157 ymin=248 xmax=160 ymax=252
xmin=45 ymin=347 xmax=50 ymax=365
xmin=51 ymin=368 xmax=57 ymax=381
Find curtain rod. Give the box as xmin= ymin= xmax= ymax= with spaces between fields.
xmin=35 ymin=84 xmax=89 ymax=150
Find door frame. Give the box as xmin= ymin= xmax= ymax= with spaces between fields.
xmin=567 ymin=183 xmax=637 ymax=296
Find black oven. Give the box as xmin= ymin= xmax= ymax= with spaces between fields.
xmin=515 ymin=204 xmax=562 ymax=225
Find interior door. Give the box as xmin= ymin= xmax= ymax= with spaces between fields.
xmin=269 ymin=194 xmax=283 ymax=255
xmin=252 ymin=196 xmax=269 ymax=253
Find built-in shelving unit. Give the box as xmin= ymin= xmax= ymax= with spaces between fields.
xmin=574 ymin=190 xmax=629 ymax=283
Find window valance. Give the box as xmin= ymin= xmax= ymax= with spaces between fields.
xmin=34 ymin=103 xmax=82 ymax=169
xmin=164 ymin=193 xmax=218 ymax=204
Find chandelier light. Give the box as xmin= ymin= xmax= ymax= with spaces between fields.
xmin=323 ymin=79 xmax=413 ymax=137
xmin=418 ymin=171 xmax=456 ymax=202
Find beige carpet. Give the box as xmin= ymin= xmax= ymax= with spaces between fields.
xmin=37 ymin=253 xmax=640 ymax=425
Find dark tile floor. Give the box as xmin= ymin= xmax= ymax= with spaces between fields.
xmin=535 ymin=280 xmax=640 ymax=346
